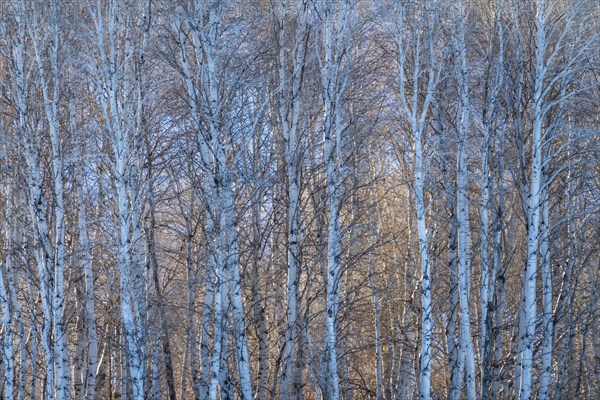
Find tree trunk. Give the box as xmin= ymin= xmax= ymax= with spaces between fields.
xmin=453 ymin=2 xmax=477 ymax=398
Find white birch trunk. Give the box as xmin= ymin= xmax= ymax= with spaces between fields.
xmin=479 ymin=139 xmax=491 ymax=364
xmin=479 ymin=134 xmax=491 ymax=381
xmin=116 ymin=142 xmax=145 ymax=400
xmin=131 ymin=166 xmax=148 ymax=397
xmin=14 ymin=16 xmax=56 ymax=399
xmin=187 ymin=241 xmax=202 ymax=400
xmin=0 ymin=208 xmax=14 ymax=400
xmin=277 ymin=2 xmax=309 ymax=396
xmin=481 ymin=10 xmax=504 ymax=395
xmin=511 ymin=18 xmax=528 ymax=395
xmin=73 ymin=312 xmax=85 ymax=400
xmin=491 ymin=133 xmax=507 ymax=397
xmin=414 ymin=128 xmax=433 ymax=400
xmin=218 ymin=278 xmax=232 ymax=400
xmin=320 ymin=2 xmax=353 ymax=397
xmin=538 ymin=172 xmax=552 ymax=400
xmin=14 ymin=275 xmax=25 ymax=400
xmin=176 ymin=190 xmax=202 ymax=400
xmin=171 ymin=18 xmax=214 ymax=400
xmin=27 ymin=3 xmax=71 ymax=395
xmin=432 ymin=95 xmax=462 ymax=400
xmin=453 ymin=2 xmax=476 ymax=398
xmin=150 ymin=328 xmax=162 ymax=400
xmin=89 ymin=1 xmax=147 ymax=396
xmin=250 ymin=199 xmax=270 ymax=400
xmin=479 ymin=122 xmax=494 ymax=392
xmin=395 ymin=2 xmax=440 ymax=397
xmin=221 ymin=175 xmax=253 ymax=400
xmin=368 ymin=151 xmax=384 ymax=400
xmin=175 ymin=3 xmax=254 ymax=396
xmin=518 ymin=2 xmax=547 ymax=397
xmin=73 ymin=129 xmax=99 ymax=400
xmin=0 ymin=138 xmax=16 ymax=400
xmin=208 ymin=211 xmax=224 ymax=400
xmin=204 ymin=11 xmax=253 ymax=396
xmin=437 ymin=109 xmax=461 ymax=400
xmin=6 ymin=3 xmax=56 ymax=397
xmin=148 ymin=176 xmax=177 ymax=400
xmin=201 ymin=257 xmax=215 ymax=400
xmin=554 ymin=139 xmax=576 ymax=399
xmin=26 ymin=270 xmax=38 ymax=400
xmin=118 ymin=326 xmax=129 ymax=399
xmin=24 ymin=137 xmax=55 ymax=400
xmin=12 ymin=245 xmax=26 ymax=400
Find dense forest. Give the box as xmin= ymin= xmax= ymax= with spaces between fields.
xmin=0 ymin=0 xmax=598 ymax=399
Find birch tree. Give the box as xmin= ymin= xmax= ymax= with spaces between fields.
xmin=87 ymin=1 xmax=149 ymax=397
xmin=172 ymin=1 xmax=254 ymax=397
xmin=27 ymin=2 xmax=72 ymax=396
xmin=452 ymin=2 xmax=477 ymax=397
xmin=3 ymin=2 xmax=59 ymax=397
xmin=479 ymin=6 xmax=505 ymax=397
xmin=0 ymin=134 xmax=15 ymax=400
xmin=317 ymin=1 xmax=355 ymax=397
xmin=394 ymin=1 xmax=442 ymax=397
xmin=276 ymin=1 xmax=310 ymax=397
xmin=72 ymin=100 xmax=99 ymax=400
xmin=516 ymin=2 xmax=548 ymax=395
xmin=514 ymin=1 xmax=598 ymax=397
